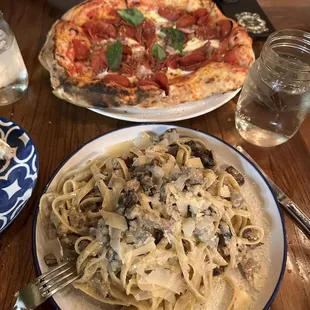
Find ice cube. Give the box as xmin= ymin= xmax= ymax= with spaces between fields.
xmin=0 ymin=40 xmax=6 ymax=50
xmin=0 ymin=29 xmax=7 ymax=41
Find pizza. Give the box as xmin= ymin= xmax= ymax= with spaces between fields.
xmin=39 ymin=0 xmax=254 ymax=109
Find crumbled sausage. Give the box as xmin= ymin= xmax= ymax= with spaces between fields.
xmin=116 ymin=189 xmax=139 ymax=214
xmin=133 ymin=164 xmax=161 ymax=196
xmin=68 ymin=207 xmax=86 ymax=230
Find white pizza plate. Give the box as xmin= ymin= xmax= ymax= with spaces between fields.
xmin=32 ymin=124 xmax=286 ymax=310
xmin=88 ymin=89 xmax=240 ymax=122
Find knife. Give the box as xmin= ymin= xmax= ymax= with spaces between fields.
xmin=236 ymin=146 xmax=310 ymax=239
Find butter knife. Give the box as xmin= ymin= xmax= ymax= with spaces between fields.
xmin=236 ymin=145 xmax=310 ymax=239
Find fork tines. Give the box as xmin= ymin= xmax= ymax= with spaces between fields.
xmin=36 ymin=260 xmax=79 ymax=298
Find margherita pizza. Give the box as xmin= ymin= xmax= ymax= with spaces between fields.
xmin=39 ymin=0 xmax=254 ymax=109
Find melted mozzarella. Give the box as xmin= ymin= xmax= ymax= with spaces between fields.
xmin=136 ymin=65 xmax=152 ymax=79
xmin=167 ymin=68 xmax=192 ymax=79
xmin=124 ymin=38 xmax=145 ymax=55
xmin=96 ymin=69 xmax=108 ymax=79
xmin=183 ymin=38 xmax=220 ymax=52
xmin=144 ymin=11 xmax=169 ymax=26
xmin=125 ymin=38 xmax=139 ymax=47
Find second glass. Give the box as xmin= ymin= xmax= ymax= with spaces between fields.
xmin=0 ymin=11 xmax=28 ymax=106
xmin=235 ymin=29 xmax=310 ymax=147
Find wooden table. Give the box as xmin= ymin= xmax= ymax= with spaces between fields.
xmin=0 ymin=0 xmax=309 ymax=309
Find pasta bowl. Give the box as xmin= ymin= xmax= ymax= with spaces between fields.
xmin=32 ymin=124 xmax=286 ymax=310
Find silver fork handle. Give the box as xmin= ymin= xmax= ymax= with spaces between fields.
xmin=12 ymin=299 xmax=27 ymax=310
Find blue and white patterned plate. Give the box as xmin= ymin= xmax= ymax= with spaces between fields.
xmin=0 ymin=117 xmax=38 ymax=233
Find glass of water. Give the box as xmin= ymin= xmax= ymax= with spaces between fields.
xmin=235 ymin=29 xmax=310 ymax=147
xmin=0 ymin=11 xmax=28 ymax=106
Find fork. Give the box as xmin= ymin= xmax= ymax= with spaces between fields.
xmin=13 ymin=260 xmax=80 ymax=310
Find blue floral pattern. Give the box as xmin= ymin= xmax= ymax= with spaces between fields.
xmin=0 ymin=117 xmax=38 ymax=233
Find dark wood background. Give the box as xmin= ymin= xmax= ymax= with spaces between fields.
xmin=0 ymin=0 xmax=309 ymax=309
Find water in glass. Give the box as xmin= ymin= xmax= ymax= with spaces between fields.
xmin=0 ymin=12 xmax=28 ymax=106
xmin=236 ymin=30 xmax=310 ymax=147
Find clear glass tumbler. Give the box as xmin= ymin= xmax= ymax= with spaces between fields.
xmin=235 ymin=29 xmax=310 ymax=147
xmin=0 ymin=11 xmax=28 ymax=106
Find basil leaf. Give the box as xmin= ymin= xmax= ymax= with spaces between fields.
xmin=117 ymin=8 xmax=145 ymax=26
xmin=151 ymin=43 xmax=167 ymax=62
xmin=161 ymin=27 xmax=185 ymax=53
xmin=106 ymin=40 xmax=123 ymax=72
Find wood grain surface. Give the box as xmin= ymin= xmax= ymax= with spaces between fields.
xmin=0 ymin=0 xmax=309 ymax=309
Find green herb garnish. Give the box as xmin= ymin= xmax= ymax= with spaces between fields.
xmin=161 ymin=27 xmax=185 ymax=53
xmin=106 ymin=40 xmax=123 ymax=72
xmin=151 ymin=43 xmax=167 ymax=61
xmin=117 ymin=8 xmax=145 ymax=26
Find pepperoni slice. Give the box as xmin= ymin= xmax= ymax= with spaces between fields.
xmin=217 ymin=19 xmax=233 ymax=39
xmin=197 ymin=15 xmax=209 ymax=26
xmin=72 ymin=39 xmax=90 ymax=60
xmin=118 ymin=64 xmax=134 ymax=75
xmin=157 ymin=55 xmax=179 ymax=71
xmin=153 ymin=72 xmax=169 ymax=94
xmin=192 ymin=8 xmax=209 ymax=21
xmin=91 ymin=47 xmax=107 ymax=75
xmin=103 ymin=74 xmax=131 ymax=87
xmin=179 ymin=61 xmax=208 ymax=71
xmin=138 ymin=80 xmax=159 ymax=87
xmin=192 ymin=41 xmax=211 ymax=56
xmin=158 ymin=6 xmax=185 ymax=21
xmin=179 ymin=53 xmax=205 ymax=69
xmin=195 ymin=26 xmax=218 ymax=40
xmin=146 ymin=49 xmax=156 ymax=66
xmin=123 ymin=45 xmax=132 ymax=55
xmin=118 ymin=24 xmax=136 ymax=40
xmin=166 ymin=55 xmax=179 ymax=69
xmin=107 ymin=9 xmax=120 ymax=24
xmin=83 ymin=21 xmax=117 ymax=41
xmin=142 ymin=20 xmax=156 ymax=49
xmin=176 ymin=15 xmax=195 ymax=29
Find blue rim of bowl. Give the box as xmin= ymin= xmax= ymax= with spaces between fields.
xmin=0 ymin=116 xmax=39 ymax=234
xmin=32 ymin=124 xmax=287 ymax=310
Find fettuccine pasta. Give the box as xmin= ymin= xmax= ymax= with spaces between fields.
xmin=40 ymin=129 xmax=265 ymax=310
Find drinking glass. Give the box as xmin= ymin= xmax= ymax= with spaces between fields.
xmin=0 ymin=11 xmax=28 ymax=106
xmin=235 ymin=29 xmax=310 ymax=147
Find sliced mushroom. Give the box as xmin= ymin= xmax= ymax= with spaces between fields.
xmin=167 ymin=143 xmax=179 ymax=157
xmin=242 ymin=228 xmax=260 ymax=242
xmin=185 ymin=140 xmax=215 ymax=169
xmin=225 ymin=166 xmax=245 ymax=186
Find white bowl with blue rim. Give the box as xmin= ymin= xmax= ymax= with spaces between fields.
xmin=32 ymin=124 xmax=286 ymax=310
xmin=0 ymin=117 xmax=38 ymax=233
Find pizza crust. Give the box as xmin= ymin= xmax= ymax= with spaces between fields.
xmin=39 ymin=0 xmax=254 ymax=109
